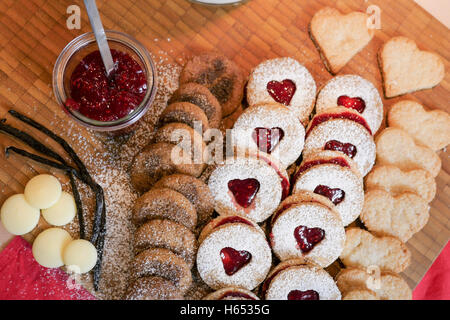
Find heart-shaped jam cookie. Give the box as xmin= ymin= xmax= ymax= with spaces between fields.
xmin=228 ymin=179 xmax=260 ymax=208
xmin=314 ymin=185 xmax=345 ymax=205
xmin=288 ymin=289 xmax=320 ymax=300
xmin=266 ymin=79 xmax=296 ymax=105
xmin=252 ymin=127 xmax=285 ymax=154
xmin=324 ymin=140 xmax=357 ymax=158
xmin=337 ymin=95 xmax=366 ymax=113
xmin=294 ymin=225 xmax=325 ymax=253
xmin=220 ymin=247 xmax=252 ymax=276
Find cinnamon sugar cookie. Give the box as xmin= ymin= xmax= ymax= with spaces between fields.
xmin=159 ymin=102 xmax=209 ymax=133
xmin=125 ymin=276 xmax=183 ymax=300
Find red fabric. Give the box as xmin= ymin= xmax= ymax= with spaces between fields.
xmin=0 ymin=236 xmax=95 ymax=300
xmin=413 ymin=240 xmax=450 ymax=300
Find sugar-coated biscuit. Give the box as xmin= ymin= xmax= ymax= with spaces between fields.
xmin=340 ymin=228 xmax=411 ymax=273
xmin=336 ymin=267 xmax=412 ymax=300
xmin=387 ymin=100 xmax=450 ymax=151
xmin=159 ymin=102 xmax=209 ymax=133
xmin=309 ymin=7 xmax=374 ymax=75
xmin=378 ymin=37 xmax=445 ymax=98
xmin=365 ymin=165 xmax=436 ymax=203
xmin=375 ymin=128 xmax=441 ymax=177
xmin=125 ymin=276 xmax=183 ymax=300
xmin=360 ymin=189 xmax=429 ymax=242
xmin=203 ymin=287 xmax=259 ymax=300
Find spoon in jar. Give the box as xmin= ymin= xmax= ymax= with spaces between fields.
xmin=83 ymin=0 xmax=116 ymax=78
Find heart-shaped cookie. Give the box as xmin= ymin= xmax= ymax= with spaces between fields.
xmin=252 ymin=127 xmax=285 ymax=154
xmin=220 ymin=247 xmax=252 ymax=275
xmin=228 ymin=178 xmax=260 ymax=208
xmin=388 ymin=100 xmax=450 ymax=151
xmin=294 ymin=225 xmax=325 ymax=253
xmin=309 ymin=7 xmax=374 ymax=74
xmin=266 ymin=80 xmax=296 ymax=105
xmin=379 ymin=37 xmax=445 ymax=98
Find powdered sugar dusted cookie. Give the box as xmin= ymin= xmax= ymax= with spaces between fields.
xmin=360 ymin=189 xmax=429 ymax=242
xmin=262 ymin=259 xmax=341 ymax=300
xmin=246 ymin=57 xmax=316 ymax=125
xmin=292 ymin=150 xmax=364 ymax=226
xmin=270 ymin=191 xmax=345 ymax=267
xmin=203 ymin=287 xmax=259 ymax=300
xmin=196 ymin=218 xmax=272 ymax=290
xmin=379 ymin=37 xmax=445 ymax=98
xmin=340 ymin=228 xmax=411 ymax=273
xmin=304 ymin=107 xmax=376 ymax=176
xmin=388 ymin=100 xmax=450 ymax=151
xmin=125 ymin=276 xmax=183 ymax=300
xmin=309 ymin=7 xmax=374 ymax=75
xmin=365 ymin=165 xmax=436 ymax=203
xmin=375 ymin=128 xmax=442 ymax=177
xmin=316 ymin=75 xmax=383 ymax=133
xmin=232 ymin=102 xmax=305 ymax=168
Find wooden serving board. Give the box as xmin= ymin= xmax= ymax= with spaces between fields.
xmin=0 ymin=0 xmax=448 ymax=292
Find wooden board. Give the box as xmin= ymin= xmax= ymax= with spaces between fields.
xmin=0 ymin=0 xmax=448 ymax=292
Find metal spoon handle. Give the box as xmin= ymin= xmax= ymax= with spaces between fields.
xmin=83 ymin=0 xmax=115 ymax=77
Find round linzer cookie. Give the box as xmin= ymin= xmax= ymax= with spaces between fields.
xmin=132 ymin=187 xmax=197 ymax=230
xmin=262 ymin=259 xmax=341 ymax=300
xmin=203 ymin=287 xmax=260 ymax=300
xmin=125 ymin=276 xmax=183 ymax=300
xmin=169 ymin=83 xmax=223 ymax=129
xmin=303 ymin=107 xmax=376 ymax=176
xmin=232 ymin=102 xmax=306 ymax=169
xmin=153 ymin=174 xmax=214 ymax=226
xmin=316 ymin=75 xmax=383 ymax=134
xmin=270 ymin=191 xmax=345 ymax=267
xmin=246 ymin=57 xmax=316 ymax=125
xmin=134 ymin=219 xmax=197 ymax=268
xmin=179 ymin=52 xmax=245 ymax=117
xmin=196 ymin=216 xmax=272 ymax=290
xmin=132 ymin=248 xmax=192 ymax=295
xmin=292 ymin=150 xmax=364 ymax=226
xmin=208 ymin=152 xmax=289 ymax=223
xmin=159 ymin=102 xmax=210 ymax=133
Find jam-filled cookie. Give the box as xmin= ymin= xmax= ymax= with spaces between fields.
xmin=203 ymin=287 xmax=260 ymax=300
xmin=159 ymin=102 xmax=209 ymax=133
xmin=196 ymin=215 xmax=272 ymax=290
xmin=125 ymin=276 xmax=183 ymax=300
xmin=316 ymin=75 xmax=383 ymax=134
xmin=262 ymin=259 xmax=341 ymax=300
xmin=292 ymin=150 xmax=364 ymax=226
xmin=232 ymin=102 xmax=305 ymax=168
xmin=303 ymin=107 xmax=376 ymax=176
xmin=208 ymin=151 xmax=289 ymax=223
xmin=169 ymin=83 xmax=222 ymax=129
xmin=246 ymin=57 xmax=316 ymax=125
xmin=179 ymin=52 xmax=245 ymax=117
xmin=270 ymin=191 xmax=345 ymax=267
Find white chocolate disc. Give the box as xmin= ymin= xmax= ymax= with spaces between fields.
xmin=24 ymin=174 xmax=62 ymax=209
xmin=42 ymin=192 xmax=76 ymax=226
xmin=32 ymin=228 xmax=72 ymax=268
xmin=63 ymin=239 xmax=98 ymax=274
xmin=0 ymin=194 xmax=40 ymax=235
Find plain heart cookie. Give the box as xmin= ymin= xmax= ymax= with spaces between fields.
xmin=309 ymin=7 xmax=375 ymax=75
xmin=379 ymin=37 xmax=445 ymax=98
xmin=388 ymin=100 xmax=450 ymax=151
xmin=360 ymin=189 xmax=430 ymax=242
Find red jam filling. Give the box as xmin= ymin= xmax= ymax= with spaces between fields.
xmin=267 ymin=79 xmax=296 ymax=106
xmin=252 ymin=127 xmax=285 ymax=154
xmin=306 ymin=111 xmax=372 ymax=136
xmin=292 ymin=157 xmax=350 ymax=186
xmin=214 ymin=216 xmax=254 ymax=230
xmin=324 ymin=140 xmax=357 ymax=158
xmin=294 ymin=225 xmax=325 ymax=253
xmin=67 ymin=49 xmax=147 ymax=122
xmin=337 ymin=95 xmax=366 ymax=113
xmin=220 ymin=247 xmax=252 ymax=276
xmin=313 ymin=185 xmax=345 ymax=205
xmin=219 ymin=291 xmax=256 ymax=300
xmin=228 ymin=178 xmax=260 ymax=208
xmin=288 ymin=290 xmax=320 ymax=300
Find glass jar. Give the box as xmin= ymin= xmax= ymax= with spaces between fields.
xmin=53 ymin=30 xmax=157 ymax=133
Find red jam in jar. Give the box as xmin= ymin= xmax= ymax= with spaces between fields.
xmin=66 ymin=49 xmax=147 ymax=122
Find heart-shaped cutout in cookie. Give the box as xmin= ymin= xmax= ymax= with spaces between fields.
xmin=379 ymin=37 xmax=444 ymax=98
xmin=228 ymin=178 xmax=260 ymax=208
xmin=252 ymin=127 xmax=285 ymax=154
xmin=266 ymin=80 xmax=296 ymax=105
xmin=288 ymin=289 xmax=320 ymax=300
xmin=324 ymin=140 xmax=357 ymax=159
xmin=337 ymin=95 xmax=366 ymax=113
xmin=314 ymin=185 xmax=345 ymax=205
xmin=220 ymin=247 xmax=252 ymax=276
xmin=294 ymin=225 xmax=325 ymax=253
xmin=310 ymin=7 xmax=374 ymax=74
